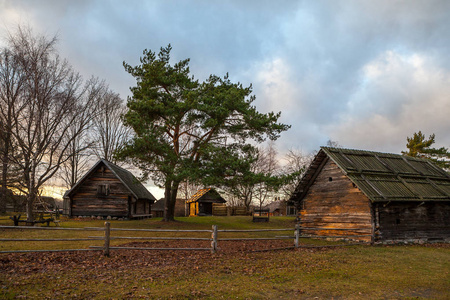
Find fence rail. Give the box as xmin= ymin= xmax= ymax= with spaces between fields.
xmin=0 ymin=223 xmax=370 ymax=255
xmin=0 ymin=225 xmax=103 ymax=231
xmin=217 ymin=228 xmax=293 ymax=232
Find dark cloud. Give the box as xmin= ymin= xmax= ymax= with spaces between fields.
xmin=2 ymin=0 xmax=449 ymax=156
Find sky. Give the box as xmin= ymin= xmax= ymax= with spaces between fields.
xmin=1 ymin=0 xmax=450 ymax=198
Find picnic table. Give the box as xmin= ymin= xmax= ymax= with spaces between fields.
xmin=10 ymin=213 xmax=60 ymax=227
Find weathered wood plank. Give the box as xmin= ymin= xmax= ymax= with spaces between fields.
xmin=69 ymin=163 xmax=152 ymax=218
xmin=298 ymin=160 xmax=373 ymax=242
xmin=375 ymin=202 xmax=450 ymax=241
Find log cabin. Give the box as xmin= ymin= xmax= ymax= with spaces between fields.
xmin=65 ymin=159 xmax=156 ymax=218
xmin=187 ymin=188 xmax=226 ymax=216
xmin=290 ymin=147 xmax=450 ymax=243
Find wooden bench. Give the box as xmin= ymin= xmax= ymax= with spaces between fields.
xmin=252 ymin=209 xmax=270 ymax=222
xmin=10 ymin=214 xmax=59 ymax=226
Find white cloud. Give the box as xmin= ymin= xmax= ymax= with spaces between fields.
xmin=328 ymin=50 xmax=450 ymax=153
xmin=252 ymin=57 xmax=300 ymax=113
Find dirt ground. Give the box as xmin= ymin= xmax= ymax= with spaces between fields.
xmin=0 ymin=240 xmax=297 ymax=274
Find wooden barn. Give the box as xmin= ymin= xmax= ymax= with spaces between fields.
xmin=290 ymin=147 xmax=450 ymax=243
xmin=187 ymin=188 xmax=226 ymax=216
xmin=65 ymin=159 xmax=156 ymax=218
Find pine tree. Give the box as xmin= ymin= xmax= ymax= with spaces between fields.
xmin=402 ymin=131 xmax=450 ymax=171
xmin=118 ymin=45 xmax=290 ymax=221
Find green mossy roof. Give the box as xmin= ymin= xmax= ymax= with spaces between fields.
xmin=291 ymin=147 xmax=450 ymax=203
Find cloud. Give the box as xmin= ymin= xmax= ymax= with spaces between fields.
xmin=1 ymin=0 xmax=449 ymax=157
xmin=327 ymin=50 xmax=450 ymax=152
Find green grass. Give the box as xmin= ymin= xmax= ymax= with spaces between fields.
xmin=0 ymin=214 xmax=336 ymax=251
xmin=1 ymin=214 xmax=449 ymax=299
xmin=0 ymin=214 xmax=296 ymax=229
xmin=0 ymin=215 xmax=302 ymax=251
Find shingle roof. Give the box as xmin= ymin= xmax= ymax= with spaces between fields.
xmin=186 ymin=188 xmax=226 ymax=203
xmin=291 ymin=147 xmax=450 ymax=203
xmin=66 ymin=159 xmax=156 ymax=202
xmin=102 ymin=160 xmax=156 ymax=201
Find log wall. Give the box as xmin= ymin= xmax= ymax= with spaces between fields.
xmin=299 ymin=159 xmax=373 ymax=241
xmin=212 ymin=203 xmax=227 ymax=216
xmin=376 ymin=202 xmax=450 ymax=242
xmin=71 ymin=166 xmax=131 ymax=217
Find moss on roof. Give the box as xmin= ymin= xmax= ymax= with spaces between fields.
xmin=291 ymin=147 xmax=450 ymax=203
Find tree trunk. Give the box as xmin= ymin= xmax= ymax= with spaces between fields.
xmin=163 ymin=181 xmax=179 ymax=221
xmin=0 ymin=126 xmax=11 ymax=214
xmin=26 ymin=188 xmax=36 ymax=222
xmin=0 ymin=185 xmax=7 ymax=213
xmin=0 ymin=157 xmax=8 ymax=213
xmin=163 ymin=184 xmax=172 ymax=221
xmin=26 ymin=160 xmax=37 ymax=222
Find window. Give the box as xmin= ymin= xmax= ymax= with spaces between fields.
xmin=97 ymin=184 xmax=110 ymax=196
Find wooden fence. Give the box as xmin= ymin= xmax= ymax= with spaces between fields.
xmin=0 ymin=223 xmax=370 ymax=256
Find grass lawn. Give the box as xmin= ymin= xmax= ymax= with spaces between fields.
xmin=1 ymin=214 xmax=449 ymax=299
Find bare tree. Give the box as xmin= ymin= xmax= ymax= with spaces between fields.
xmin=280 ymin=148 xmax=314 ymax=199
xmin=59 ymin=123 xmax=94 ymax=189
xmin=91 ymin=90 xmax=131 ymax=164
xmin=222 ymin=142 xmax=283 ymax=211
xmin=178 ymin=179 xmax=204 ymax=201
xmin=326 ymin=139 xmax=342 ymax=148
xmin=0 ymin=36 xmax=27 ymax=212
xmin=7 ymin=27 xmax=99 ymax=221
xmin=253 ymin=142 xmax=280 ymax=211
xmin=59 ymin=77 xmax=106 ymax=188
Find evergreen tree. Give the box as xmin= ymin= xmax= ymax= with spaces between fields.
xmin=118 ymin=45 xmax=290 ymax=221
xmin=402 ymin=131 xmax=450 ymax=171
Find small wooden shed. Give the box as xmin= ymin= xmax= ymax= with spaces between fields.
xmin=65 ymin=159 xmax=156 ymax=218
xmin=290 ymin=147 xmax=450 ymax=243
xmin=187 ymin=188 xmax=226 ymax=216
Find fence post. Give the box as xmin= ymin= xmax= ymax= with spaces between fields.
xmin=294 ymin=224 xmax=300 ymax=248
xmin=211 ymin=225 xmax=218 ymax=253
xmin=104 ymin=222 xmax=111 ymax=257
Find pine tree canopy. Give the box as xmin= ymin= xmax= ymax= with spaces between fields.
xmin=117 ymin=45 xmax=290 ymax=220
xmin=402 ymin=131 xmax=450 ymax=171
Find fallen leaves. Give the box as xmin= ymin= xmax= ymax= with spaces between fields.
xmin=0 ymin=239 xmax=295 ymax=275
